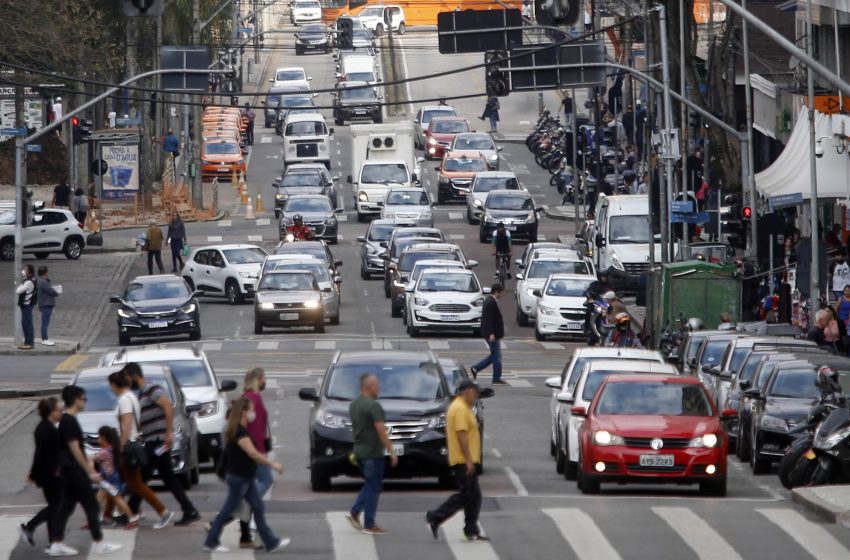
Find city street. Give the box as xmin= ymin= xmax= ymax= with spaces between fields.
xmin=2 ymin=14 xmax=850 ymax=560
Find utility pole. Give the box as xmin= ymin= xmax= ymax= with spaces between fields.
xmin=13 ymin=80 xmax=26 ymax=345
xmin=742 ymin=0 xmax=757 ymax=258
xmin=679 ymin=0 xmax=689 ymax=253
xmin=191 ymin=0 xmax=203 ymax=208
xmin=806 ymin=0 xmax=820 ymax=301
xmin=657 ymin=4 xmax=675 ymax=263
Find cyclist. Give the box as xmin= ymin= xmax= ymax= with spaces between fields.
xmin=286 ymin=214 xmax=314 ymax=241
xmin=491 ymin=222 xmax=512 ymax=280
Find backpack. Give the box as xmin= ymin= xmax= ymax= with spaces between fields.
xmin=18 ymin=278 xmax=36 ymax=307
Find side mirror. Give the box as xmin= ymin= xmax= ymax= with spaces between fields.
xmin=545 ymin=376 xmax=561 ymax=389
xmin=380 ymin=254 xmax=390 ymax=261
xmin=307 ymin=76 xmax=313 ymax=81
xmin=219 ymin=380 xmax=238 ymax=392
xmin=467 ymin=259 xmax=478 ymax=268
xmin=743 ymin=388 xmax=762 ymax=399
xmin=515 ymin=272 xmax=524 ymax=280
xmin=721 ymin=408 xmax=738 ymax=419
xmin=482 ymin=287 xmax=491 ymax=294
xmin=356 ymin=236 xmax=366 ymax=243
xmin=335 ymin=208 xmax=344 ymax=214
xmin=738 ymin=379 xmax=751 ymax=390
xmin=109 ymin=295 xmax=122 ymax=303
xmin=268 ymin=78 xmax=274 ymax=83
xmin=570 ymin=405 xmax=586 ymax=417
xmin=379 ymin=241 xmax=388 ymax=248
xmin=414 ymin=119 xmax=420 ymax=124
xmin=702 ymin=364 xmax=718 ymax=375
xmin=557 ymin=391 xmax=574 ymax=404
xmin=515 ymin=259 xmax=523 ymax=267
xmin=718 ymin=370 xmax=733 ymax=380
xmin=347 ymin=175 xmax=353 ymax=183
xmin=497 ymin=146 xmax=503 ymax=152
xmin=393 ymin=281 xmax=405 ymax=288
xmin=329 ymin=127 xmax=335 ymax=136
xmin=334 ymin=276 xmax=343 ymax=284
xmin=416 ymin=157 xmax=425 ymax=164
xmin=334 ymin=260 xmax=343 ymax=267
xmin=332 ymin=176 xmax=340 ymax=182
xmin=532 ymin=289 xmax=542 ymax=298
xmin=595 ymin=233 xmax=606 ymax=248
xmin=298 ymin=387 xmax=319 ymax=402
xmin=322 ymin=287 xmax=333 ymax=293
xmin=479 ymin=387 xmax=495 ymax=399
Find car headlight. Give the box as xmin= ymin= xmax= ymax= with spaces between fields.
xmin=117 ymin=308 xmax=136 ymax=318
xmin=259 ymin=302 xmax=274 ymax=310
xmin=610 ymin=252 xmax=625 ymax=271
xmin=324 ymin=216 xmax=337 ymax=224
xmin=593 ymin=430 xmax=625 ymax=446
xmin=761 ymin=415 xmax=788 ymax=431
xmin=238 ymin=272 xmax=257 ymax=279
xmin=383 ymin=211 xmax=394 ymax=218
xmin=304 ymin=299 xmax=320 ymax=308
xmin=524 ymin=214 xmax=536 ymax=223
xmin=428 ymin=137 xmax=437 ymax=145
xmin=814 ymin=425 xmax=850 ymax=449
xmin=180 ymin=303 xmax=196 ymax=314
xmin=275 ymin=193 xmax=283 ymax=200
xmin=483 ymin=214 xmax=495 ymax=223
xmin=428 ymin=414 xmax=446 ymax=429
xmin=236 ymin=159 xmax=245 ymax=166
xmin=688 ymin=433 xmax=719 ymax=448
xmin=358 ymin=191 xmax=368 ymax=202
xmin=367 ymin=246 xmax=379 ymax=255
xmin=488 ymin=154 xmax=498 ymax=162
xmin=538 ymin=304 xmax=555 ymax=316
xmin=473 ymin=199 xmax=483 ymax=207
xmin=315 ymin=409 xmax=348 ymax=429
xmin=471 ymin=297 xmax=484 ymax=307
xmin=197 ymin=401 xmax=219 ymax=418
xmin=414 ymin=297 xmax=429 ymax=306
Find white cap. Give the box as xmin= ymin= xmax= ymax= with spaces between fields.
xmin=603 ymin=291 xmax=617 ymax=300
xmin=55 ymin=96 xmax=61 ymax=101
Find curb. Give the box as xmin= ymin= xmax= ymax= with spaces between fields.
xmin=544 ymin=205 xmax=575 ymax=221
xmin=0 ymin=345 xmax=78 ymax=356
xmin=792 ymin=487 xmax=850 ymax=526
xmin=0 ymin=387 xmax=60 ymax=399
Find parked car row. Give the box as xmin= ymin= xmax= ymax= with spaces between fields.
xmin=200 ymin=106 xmax=247 ymax=181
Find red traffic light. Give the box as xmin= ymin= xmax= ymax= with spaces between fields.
xmin=71 ymin=116 xmax=79 ymax=127
xmin=742 ymin=206 xmax=752 ymax=219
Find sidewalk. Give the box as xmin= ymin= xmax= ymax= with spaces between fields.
xmin=792 ymin=486 xmax=850 ymax=527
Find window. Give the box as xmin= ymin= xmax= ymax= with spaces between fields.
xmin=340 ymin=87 xmax=377 ymax=101
xmin=417 ymin=272 xmax=478 ymax=293
xmin=143 ymin=360 xmax=212 ymax=387
xmin=368 ymin=223 xmax=395 ymax=241
xmin=276 ymin=70 xmax=306 ymax=82
xmin=223 ymin=248 xmax=267 ymax=264
xmin=608 ymin=215 xmax=659 ymax=244
xmin=486 ymin=195 xmax=533 ymax=211
xmin=205 ymin=143 xmax=240 ymax=155
xmin=595 ymin=382 xmax=712 ymax=416
xmin=545 ymin=278 xmax=593 ymax=297
xmin=700 ymin=340 xmax=731 ymax=367
xmin=387 ymin=190 xmax=429 ymax=205
xmin=473 ymin=177 xmax=519 ymax=192
xmin=768 ymin=369 xmax=820 ymax=399
xmin=326 ymin=361 xmax=445 ymax=401
xmin=400 ymin=251 xmax=459 ymax=272
xmin=431 ymin=120 xmax=468 ymax=133
xmin=282 ymin=173 xmax=322 ymax=187
xmin=270 ymin=262 xmax=330 ymax=283
xmin=443 ymin=158 xmax=487 ymax=172
xmin=455 ymin=135 xmax=495 ymax=150
xmin=285 ymin=121 xmax=327 ymax=136
xmin=125 ymin=281 xmax=189 ymax=301
xmin=194 ymin=250 xmax=210 ymax=265
xmin=528 ymin=260 xmax=589 ymax=278
xmin=422 ymin=109 xmax=456 ymax=124
xmin=285 ymin=197 xmax=332 ymax=213
xmin=210 ymin=251 xmax=225 ymax=268
xmin=258 ymin=272 xmax=318 ymax=291
xmin=360 ymin=163 xmax=408 ymax=184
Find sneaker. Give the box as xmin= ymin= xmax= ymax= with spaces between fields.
xmin=46 ymin=543 xmax=78 ymax=557
xmin=93 ymin=542 xmax=123 ymax=555
xmin=41 ymin=339 xmax=55 ymax=346
xmin=469 ymin=367 xmax=478 ymax=380
xmin=174 ymin=510 xmax=201 ymax=526
xmin=478 ymin=116 xmax=485 ymax=121
xmin=346 ymin=512 xmax=362 ymax=531
xmin=153 ymin=511 xmax=174 ymax=530
xmin=18 ymin=524 xmax=34 ymax=546
xmin=425 ymin=514 xmax=439 ymax=540
xmin=464 ymin=533 xmax=491 ymax=542
xmin=361 ymin=526 xmax=388 ymax=535
xmin=18 ymin=345 xmax=33 ymax=350
xmin=203 ymin=545 xmax=230 ymax=553
xmin=267 ymin=538 xmax=291 ymax=553
xmin=124 ymin=516 xmax=140 ymax=530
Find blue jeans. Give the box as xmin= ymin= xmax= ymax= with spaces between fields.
xmin=240 ymin=463 xmax=274 ymax=523
xmin=40 ymin=306 xmax=53 ymax=341
xmin=473 ymin=339 xmax=502 ymax=382
xmin=20 ymin=305 xmax=34 ymax=345
xmin=489 ymin=113 xmax=498 ymax=132
xmin=351 ymin=458 xmax=385 ymax=529
xmin=206 ymin=474 xmax=280 ymax=550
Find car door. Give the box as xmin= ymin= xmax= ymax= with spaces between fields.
xmin=208 ymin=250 xmax=229 ymax=293
xmin=187 ymin=250 xmax=217 ymax=292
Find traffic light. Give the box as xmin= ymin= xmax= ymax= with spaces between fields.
xmin=122 ymin=0 xmax=164 ymax=16
xmin=72 ymin=117 xmax=92 ymax=144
xmin=484 ymin=50 xmax=509 ymax=97
xmin=742 ymin=206 xmax=752 ymax=219
xmin=338 ymin=18 xmax=353 ymax=50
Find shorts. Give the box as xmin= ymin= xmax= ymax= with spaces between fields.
xmin=101 ymin=470 xmax=126 ymax=494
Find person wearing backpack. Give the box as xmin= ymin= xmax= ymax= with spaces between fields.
xmin=71 ymin=188 xmax=90 ymax=225
xmin=15 ymin=264 xmax=36 ymax=350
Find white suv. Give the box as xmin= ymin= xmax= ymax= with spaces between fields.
xmin=181 ymin=244 xmax=268 ymax=304
xmin=515 ymin=249 xmax=593 ymax=326
xmin=0 ymin=209 xmax=86 ymax=261
xmin=354 ymin=4 xmax=405 ymax=36
xmin=533 ymin=273 xmax=596 ymax=341
xmin=98 ymin=346 xmax=239 ymax=467
xmin=291 ymin=0 xmax=322 ymax=24
xmin=405 ymin=268 xmax=486 ymax=337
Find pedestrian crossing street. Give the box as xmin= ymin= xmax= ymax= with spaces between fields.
xmin=3 ymin=504 xmax=850 ymax=559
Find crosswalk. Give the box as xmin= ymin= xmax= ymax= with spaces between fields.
xmin=3 ymin=505 xmax=850 ymax=559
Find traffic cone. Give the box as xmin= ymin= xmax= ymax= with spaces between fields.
xmin=231 ymin=168 xmax=238 ymax=184
xmin=238 ymin=173 xmax=247 ymax=193
xmin=256 ymin=192 xmax=264 ymax=213
xmin=240 ymin=188 xmax=248 ymax=205
xmin=245 ymin=197 xmax=255 ymax=219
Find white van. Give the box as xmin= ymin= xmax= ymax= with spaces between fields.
xmin=281 ymin=112 xmax=333 ymax=168
xmin=336 ymin=53 xmax=379 ymax=84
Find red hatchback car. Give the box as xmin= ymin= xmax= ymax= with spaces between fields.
xmin=574 ymin=374 xmax=735 ymax=496
xmin=424 ymin=117 xmax=470 ymax=159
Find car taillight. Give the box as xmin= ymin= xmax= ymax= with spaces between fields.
xmin=78 ymin=222 xmax=85 ymax=229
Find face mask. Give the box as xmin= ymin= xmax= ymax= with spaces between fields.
xmin=259 ymin=382 xmax=266 ymax=392
xmin=247 ymin=411 xmax=257 ymax=423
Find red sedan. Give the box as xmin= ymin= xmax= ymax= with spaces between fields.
xmin=574 ymin=374 xmax=735 ymax=496
xmin=424 ymin=117 xmax=470 ymax=159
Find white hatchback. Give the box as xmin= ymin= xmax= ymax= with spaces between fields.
xmin=515 ymin=250 xmax=593 ymax=326
xmin=381 ymin=187 xmax=434 ymax=227
xmin=271 ymin=67 xmax=312 ymax=89
xmin=181 ymin=244 xmax=268 ymax=304
xmin=534 ymin=273 xmax=596 ymax=341
xmin=405 ymin=268 xmax=486 ymax=336
xmin=0 ymin=208 xmax=86 ymax=261
xmin=291 ymin=0 xmax=322 ymax=24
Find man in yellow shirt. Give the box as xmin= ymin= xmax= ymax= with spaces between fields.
xmin=426 ymin=380 xmax=487 ymax=542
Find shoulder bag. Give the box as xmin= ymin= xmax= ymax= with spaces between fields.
xmin=121 ymin=394 xmax=148 ymax=469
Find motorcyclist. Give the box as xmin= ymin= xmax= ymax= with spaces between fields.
xmin=584 ymin=289 xmax=609 ymax=346
xmin=606 ymin=313 xmax=642 ymax=348
xmin=588 ymin=269 xmax=611 ymax=298
xmin=491 ymin=222 xmax=512 ymax=279
xmin=286 ymin=214 xmax=314 ymax=241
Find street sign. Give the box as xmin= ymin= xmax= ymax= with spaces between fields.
xmin=671 ymin=212 xmax=710 ymax=224
xmin=237 ymin=26 xmax=254 ymax=34
xmin=0 ymin=127 xmax=26 ymax=136
xmin=25 ymin=144 xmax=41 ymax=153
xmin=768 ymin=192 xmax=803 ymax=211
xmin=91 ymin=159 xmax=109 ymax=176
xmin=437 ymin=9 xmax=523 ymax=54
xmin=671 ymin=200 xmax=695 ymax=213
xmin=506 ymin=41 xmax=606 ymax=91
xmin=161 ymin=46 xmax=211 ymax=92
xmin=115 ymin=117 xmax=142 ymax=126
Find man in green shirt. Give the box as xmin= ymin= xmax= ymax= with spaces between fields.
xmin=347 ymin=374 xmax=397 ymax=535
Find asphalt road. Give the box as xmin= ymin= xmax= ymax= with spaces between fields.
xmin=2 ymin=26 xmax=849 ymax=560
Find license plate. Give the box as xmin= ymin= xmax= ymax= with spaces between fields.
xmin=218 ymin=166 xmax=229 ymax=172
xmin=148 ymin=321 xmax=168 ymax=328
xmin=565 ymin=322 xmax=582 ymax=330
xmin=639 ymin=454 xmax=674 ymax=467
xmin=385 ymin=444 xmax=404 ymax=456
xmin=505 ymin=225 xmax=517 ymax=231
xmin=279 ymin=313 xmax=298 ymax=320
xmin=441 ymin=314 xmax=460 ymax=322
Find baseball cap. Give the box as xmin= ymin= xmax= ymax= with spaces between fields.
xmin=457 ymin=379 xmax=481 ymax=393
xmin=603 ymin=291 xmax=617 ymax=300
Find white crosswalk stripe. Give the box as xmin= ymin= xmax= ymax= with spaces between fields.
xmin=448 ymin=212 xmax=463 ymax=220
xmin=653 ymin=507 xmax=743 ymax=560
xmin=211 ymin=520 xmax=254 ymax=559
xmin=443 ymin=516 xmax=498 ymax=560
xmin=0 ymin=516 xmax=30 ymax=557
xmin=326 ymin=512 xmax=378 ymax=560
xmin=50 ymin=373 xmax=74 ymax=384
xmin=427 ymin=340 xmax=450 ymax=350
xmin=758 ymin=508 xmax=849 ymax=560
xmin=448 ymin=234 xmax=465 ymax=240
xmin=207 ymin=236 xmax=223 ymax=242
xmin=256 ymin=218 xmax=270 ymax=226
xmin=337 ymin=214 xmax=348 ymax=222
xmin=218 ymin=220 xmax=232 ymax=227
xmin=248 ymin=235 xmax=263 ymax=242
xmin=505 ymin=379 xmax=533 ymax=388
xmin=542 ymin=508 xmax=623 ymax=560
xmin=257 ymin=341 xmax=279 ymax=350
xmin=202 ymin=342 xmax=223 ymax=352
xmin=315 ymin=340 xmax=336 ymax=350
xmin=260 ymin=136 xmax=273 ymax=144
xmin=539 ymin=342 xmax=565 ymax=350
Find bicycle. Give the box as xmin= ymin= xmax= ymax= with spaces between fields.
xmin=495 ymin=252 xmax=510 ymax=286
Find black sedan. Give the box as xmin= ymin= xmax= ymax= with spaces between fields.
xmin=274 ymin=171 xmax=337 ymax=219
xmin=299 ymin=351 xmax=492 ymax=491
xmin=295 ymin=23 xmax=332 ymax=54
xmin=111 ymin=275 xmax=201 ymax=345
xmin=478 ymin=190 xmax=540 ymax=243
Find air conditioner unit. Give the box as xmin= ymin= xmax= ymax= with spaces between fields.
xmin=369 ymin=134 xmax=396 ymax=150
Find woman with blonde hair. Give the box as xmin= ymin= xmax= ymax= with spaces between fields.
xmin=237 ymin=367 xmax=273 ymax=547
xmin=204 ymin=398 xmax=288 ymax=553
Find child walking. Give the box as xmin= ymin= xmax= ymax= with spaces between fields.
xmin=93 ymin=427 xmax=139 ymax=530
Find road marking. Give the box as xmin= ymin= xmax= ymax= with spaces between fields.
xmin=758 ymin=508 xmax=849 ymax=558
xmin=91 ymin=525 xmax=137 ymax=560
xmin=257 ymin=341 xmax=279 ymax=350
xmin=248 ymin=235 xmax=263 ymax=242
xmin=218 ymin=220 xmax=232 ymax=227
xmin=500 ymin=340 xmax=509 ymax=350
xmin=538 ymin=234 xmax=547 ymax=240
xmin=256 ymin=218 xmax=270 ymax=226
xmin=326 ymin=511 xmax=379 ymax=560
xmin=212 ymin=520 xmax=255 ymax=560
xmin=202 ymin=342 xmax=223 ymax=352
xmin=397 ymin=36 xmax=415 ymax=115
xmin=50 ymin=373 xmax=74 ymax=384
xmin=261 ymin=136 xmax=272 ymax=144
xmin=448 ymin=212 xmax=463 ymax=220
xmin=542 ymin=508 xmax=623 ymax=560
xmin=505 ymin=379 xmax=533 ymax=388
xmin=504 ymin=467 xmax=529 ymax=496
xmin=207 ymin=236 xmax=223 ymax=242
xmin=427 ymin=340 xmax=450 ymax=350
xmin=519 ymin=120 xmax=530 ymax=125
xmin=443 ymin=516 xmax=498 ymax=560
xmin=264 ymin=379 xmax=280 ymax=389
xmin=371 ymin=340 xmax=383 ymax=350
xmin=491 ymin=448 xmax=502 ymax=458
xmin=54 ymin=353 xmax=90 ymax=372
xmin=337 ymin=214 xmax=348 ymax=222
xmin=539 ymin=342 xmax=565 ymax=350
xmin=653 ymin=507 xmax=742 ymax=560
xmin=0 ymin=516 xmax=29 ymax=558
xmin=315 ymin=340 xmax=336 ymax=350
xmin=448 ymin=234 xmax=465 ymax=240
xmin=337 ymin=149 xmax=342 ymax=155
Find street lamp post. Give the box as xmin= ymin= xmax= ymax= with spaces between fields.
xmin=806 ymin=0 xmax=820 ymax=302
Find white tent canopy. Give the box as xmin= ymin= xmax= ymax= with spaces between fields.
xmin=755 ymin=107 xmax=850 ymax=201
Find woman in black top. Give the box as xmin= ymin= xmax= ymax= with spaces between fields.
xmin=19 ymin=397 xmax=63 ymax=547
xmin=204 ymin=398 xmax=288 ymax=553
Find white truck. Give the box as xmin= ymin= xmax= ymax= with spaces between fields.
xmin=348 ymin=122 xmax=423 ymax=222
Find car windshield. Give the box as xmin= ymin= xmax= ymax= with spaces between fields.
xmin=282 ymin=96 xmax=313 ymax=108
xmin=275 ymin=245 xmax=329 ymax=264
xmin=546 ymin=278 xmax=593 ymax=296
xmin=297 ymin=0 xmax=320 ymax=7
xmin=387 ymin=191 xmax=429 ymax=205
xmin=125 ymin=281 xmax=189 ymax=301
xmin=205 ymin=143 xmax=240 ymax=155
xmin=392 ymin=237 xmax=432 ymax=259
xmin=400 ymin=251 xmax=459 ymax=272
xmin=368 ymin=223 xmax=395 ymax=241
xmin=285 ymin=198 xmax=332 ymax=213
xmin=566 ymin=358 xmax=656 ymax=392
xmin=223 ymin=248 xmax=267 ymax=264
xmin=431 ymin=120 xmax=468 ymax=133
xmin=418 ymin=272 xmax=478 ymax=293
xmin=269 ymin=262 xmax=330 ymax=282
xmin=444 ymin=158 xmax=486 ymax=172
xmin=340 ymin=87 xmax=377 ymax=101
xmin=326 ymin=361 xmax=445 ymax=401
xmin=346 ymin=72 xmax=375 ymax=81
xmin=474 ymin=177 xmax=519 ymax=192
xmin=282 ymin=173 xmax=322 ymax=187
xmin=454 ymin=136 xmax=495 ymax=150
xmin=78 ymin=374 xmax=173 ymax=411
xmin=361 ymin=164 xmax=408 ymax=184
xmin=266 ymin=95 xmax=282 ymax=107
xmin=140 ymin=360 xmax=211 ymax=387
xmin=768 ymin=369 xmax=821 ymax=399
xmin=258 ymin=273 xmax=317 ymax=291
xmin=739 ymin=354 xmax=767 ymax=383
xmin=595 ymin=382 xmax=713 ymax=416
xmin=700 ymin=340 xmax=731 ymax=366
xmin=583 ymin=370 xmax=647 ymax=401
xmin=528 ymin=260 xmax=589 ymax=278
xmin=609 ymin=215 xmax=659 ymax=244
xmin=276 ymin=70 xmax=306 ymax=82
xmin=412 ymin=263 xmax=463 ymax=281
xmin=423 ymin=109 xmax=455 ymax=123
xmin=0 ymin=212 xmax=15 ymax=225
xmin=285 ymin=121 xmax=326 ymax=136
xmin=487 ymin=195 xmax=532 ymax=210
xmin=302 ymin=24 xmax=325 ymax=32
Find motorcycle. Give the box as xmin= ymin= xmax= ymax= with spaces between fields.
xmin=585 ymin=296 xmax=610 ymax=346
xmin=777 ymin=403 xmax=833 ymax=489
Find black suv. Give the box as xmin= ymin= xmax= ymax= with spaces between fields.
xmin=111 ymin=275 xmax=202 ymax=345
xmin=299 ymin=351 xmax=491 ymax=490
xmin=333 ymin=81 xmax=382 ymax=125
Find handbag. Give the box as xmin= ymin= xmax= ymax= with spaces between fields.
xmin=181 ymin=242 xmax=190 ymax=257
xmin=121 ymin=395 xmax=148 ymax=469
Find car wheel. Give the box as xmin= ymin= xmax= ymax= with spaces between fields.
xmin=315 ymin=320 xmax=325 ymax=333
xmin=63 ymin=238 xmax=83 ymax=260
xmin=479 ymin=229 xmax=488 ymax=243
xmin=408 ymin=323 xmax=418 ymax=337
xmin=550 ymin=438 xmax=556 ymax=457
xmin=565 ymin=460 xmax=578 ymax=480
xmin=751 ymin=432 xmax=770 ymax=474
xmin=310 ymin=466 xmax=331 ymax=491
xmin=189 ymin=327 xmax=201 ymax=341
xmin=330 ymin=314 xmax=340 ymax=326
xmin=0 ymin=239 xmax=14 ymax=261
xmin=384 ymin=280 xmax=391 ymax=298
xmin=397 ymin=22 xmax=406 ymax=35
xmin=357 ymin=212 xmax=367 ymax=223
xmin=118 ymin=334 xmax=130 ymax=346
xmin=334 ymin=117 xmax=344 ymax=126
xmin=226 ymin=279 xmax=244 ymax=305
xmin=528 ymin=229 xmax=538 ymax=243
xmin=373 ymin=113 xmax=383 ymax=124
xmin=437 ymin=190 xmax=445 ymax=205
xmin=330 ymin=236 xmax=338 ymax=245
xmin=577 ymin=454 xmax=600 ymax=494
xmin=254 ymin=318 xmax=263 ymax=335
xmin=517 ymin=307 xmax=529 ymax=327
xmin=555 ymin=443 xmax=566 ymax=474
xmin=361 ymin=266 xmax=370 ymax=280
xmin=535 ymin=327 xmax=546 ymax=341
xmin=737 ymin=423 xmax=751 ymax=462
xmin=34 ymin=252 xmax=49 ymax=259
xmin=467 ymin=208 xmax=475 ymax=225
